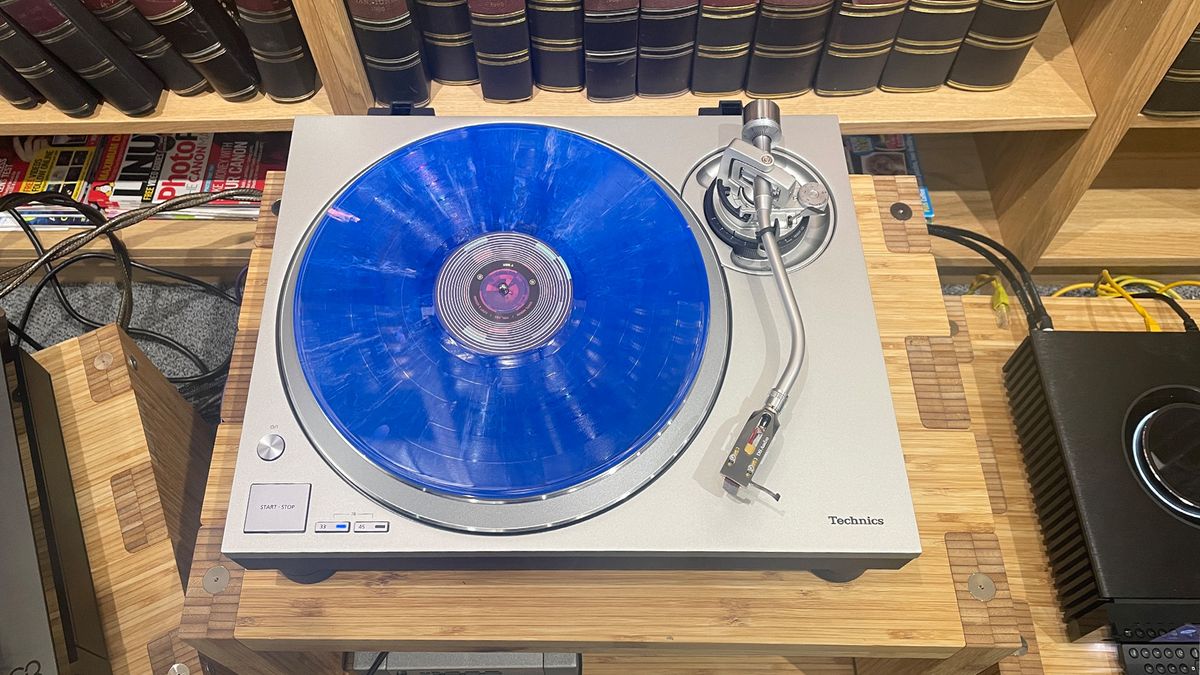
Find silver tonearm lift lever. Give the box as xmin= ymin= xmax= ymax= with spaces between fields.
xmin=718 ymin=100 xmax=807 ymax=501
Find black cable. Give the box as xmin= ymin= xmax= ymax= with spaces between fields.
xmin=928 ymin=230 xmax=1041 ymax=331
xmin=6 ymin=321 xmax=45 ymax=351
xmin=8 ymin=201 xmax=135 ymax=329
xmin=1130 ymin=292 xmax=1199 ymax=332
xmin=365 ymin=652 xmax=389 ymax=675
xmin=15 ymin=253 xmax=212 ymax=376
xmin=927 ymin=223 xmax=1054 ymax=330
xmin=0 ymin=187 xmax=260 ymax=296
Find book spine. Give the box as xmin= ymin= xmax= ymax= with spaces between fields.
xmin=0 ymin=13 xmax=100 ymax=114
xmin=0 ymin=13 xmax=98 ymax=115
xmin=468 ymin=0 xmax=532 ymax=102
xmin=879 ymin=0 xmax=975 ymax=92
xmin=0 ymin=50 xmax=42 ymax=106
xmin=945 ymin=0 xmax=1053 ymax=92
xmin=348 ymin=0 xmax=431 ymax=105
xmin=814 ymin=0 xmax=906 ymax=96
xmin=0 ymin=0 xmax=162 ymax=114
xmin=636 ymin=0 xmax=695 ymax=97
xmin=235 ymin=0 xmax=318 ymax=101
xmin=413 ymin=0 xmax=478 ymax=83
xmin=690 ymin=0 xmax=756 ymax=96
xmin=744 ymin=0 xmax=829 ymax=98
xmin=582 ymin=0 xmax=636 ymax=101
xmin=528 ymin=0 xmax=583 ymax=91
xmin=81 ymin=0 xmax=208 ymax=95
xmin=129 ymin=0 xmax=260 ymax=100
xmin=1143 ymin=23 xmax=1200 ymax=118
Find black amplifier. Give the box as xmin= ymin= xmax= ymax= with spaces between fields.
xmin=1004 ymin=330 xmax=1200 ymax=675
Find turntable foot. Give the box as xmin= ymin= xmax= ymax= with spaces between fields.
xmin=812 ymin=568 xmax=864 ymax=583
xmin=281 ymin=568 xmax=334 ymax=584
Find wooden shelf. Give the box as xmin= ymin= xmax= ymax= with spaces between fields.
xmin=1132 ymin=113 xmax=1200 ymax=128
xmin=0 ymin=88 xmax=332 ymax=135
xmin=925 ymin=130 xmax=1200 ymax=272
xmin=0 ymin=218 xmax=254 ymax=277
xmin=423 ymin=6 xmax=1093 ymax=134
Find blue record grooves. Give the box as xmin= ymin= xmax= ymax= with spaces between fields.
xmin=290 ymin=124 xmax=712 ymax=501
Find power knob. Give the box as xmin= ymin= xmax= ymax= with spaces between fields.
xmin=256 ymin=433 xmax=286 ymax=461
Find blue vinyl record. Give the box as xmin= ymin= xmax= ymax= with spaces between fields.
xmin=290 ymin=123 xmax=713 ymax=500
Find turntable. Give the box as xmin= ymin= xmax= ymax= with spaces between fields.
xmin=222 ymin=102 xmax=920 ymax=582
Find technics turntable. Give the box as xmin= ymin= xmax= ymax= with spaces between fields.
xmin=222 ymin=101 xmax=920 ymax=582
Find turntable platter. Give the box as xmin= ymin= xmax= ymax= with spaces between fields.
xmin=278 ymin=124 xmax=729 ymax=531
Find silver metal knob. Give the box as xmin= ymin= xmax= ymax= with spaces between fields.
xmin=256 ymin=433 xmax=285 ymax=461
xmin=798 ymin=182 xmax=830 ymax=210
xmin=741 ymin=99 xmax=783 ymax=147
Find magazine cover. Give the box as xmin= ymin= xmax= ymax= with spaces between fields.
xmin=87 ymin=132 xmax=289 ymax=216
xmin=0 ymin=135 xmax=104 ymax=201
xmin=0 ymin=135 xmax=108 ymax=228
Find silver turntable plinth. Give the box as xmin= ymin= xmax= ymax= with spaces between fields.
xmin=222 ymin=113 xmax=920 ymax=582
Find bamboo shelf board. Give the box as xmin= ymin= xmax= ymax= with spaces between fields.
xmin=1132 ymin=113 xmax=1200 ymax=128
xmin=19 ymin=327 xmax=218 ymax=674
xmin=955 ymin=295 xmax=1200 ymax=674
xmin=422 ymin=6 xmax=1092 ymax=134
xmin=0 ymin=88 xmax=332 ymax=135
xmin=0 ymin=219 xmax=256 ymax=275
xmin=181 ymin=175 xmax=1031 ymax=674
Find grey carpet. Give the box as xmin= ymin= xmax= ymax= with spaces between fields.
xmin=2 ymin=279 xmax=241 ymax=422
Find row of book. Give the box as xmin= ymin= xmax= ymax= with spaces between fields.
xmin=0 ymin=0 xmax=318 ymax=118
xmin=350 ymin=0 xmax=1055 ymax=105
xmin=0 ymin=132 xmax=287 ymax=227
xmin=1144 ymin=23 xmax=1200 ymax=119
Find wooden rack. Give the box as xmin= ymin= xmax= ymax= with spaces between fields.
xmin=3 ymin=1 xmax=1198 ymax=275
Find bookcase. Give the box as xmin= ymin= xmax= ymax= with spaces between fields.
xmin=0 ymin=0 xmax=1198 ymax=275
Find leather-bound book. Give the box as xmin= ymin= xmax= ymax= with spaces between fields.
xmin=879 ymin=0 xmax=974 ymax=92
xmin=690 ymin=0 xmax=756 ymax=96
xmin=413 ymin=0 xmax=478 ymax=83
xmin=946 ymin=0 xmax=1053 ymax=92
xmin=234 ymin=0 xmax=319 ymax=101
xmin=129 ymin=0 xmax=260 ymax=99
xmin=348 ymin=0 xmax=430 ymax=105
xmin=528 ymin=0 xmax=583 ymax=91
xmin=1143 ymin=23 xmax=1200 ymax=118
xmin=0 ymin=0 xmax=162 ymax=114
xmin=80 ymin=0 xmax=207 ymax=95
xmin=0 ymin=13 xmax=98 ymax=115
xmin=814 ymin=0 xmax=906 ymax=96
xmin=583 ymin=0 xmax=637 ymax=101
xmin=744 ymin=0 xmax=830 ymax=98
xmin=469 ymin=0 xmax=532 ymax=102
xmin=636 ymin=0 xmax=695 ymax=97
xmin=0 ymin=55 xmax=42 ymax=107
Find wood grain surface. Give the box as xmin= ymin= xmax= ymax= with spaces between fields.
xmin=178 ymin=174 xmax=1032 ymax=673
xmin=0 ymin=89 xmax=333 ymax=135
xmin=27 ymin=327 xmax=215 ymax=673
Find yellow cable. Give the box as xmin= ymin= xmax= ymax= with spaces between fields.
xmin=1162 ymin=280 xmax=1200 ymax=293
xmin=1112 ymin=276 xmax=1182 ymax=299
xmin=1100 ymin=269 xmax=1161 ymax=332
xmin=968 ymin=274 xmax=1010 ymax=327
xmin=1050 ymin=282 xmax=1096 ymax=298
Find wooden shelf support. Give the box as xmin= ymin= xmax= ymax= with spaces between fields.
xmin=291 ymin=0 xmax=374 ymax=115
xmin=974 ymin=0 xmax=1200 ymax=266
